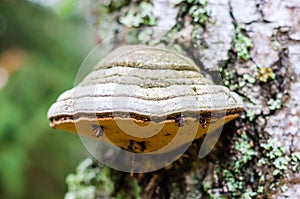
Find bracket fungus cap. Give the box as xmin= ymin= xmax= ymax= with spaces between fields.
xmin=47 ymin=45 xmax=244 ymax=153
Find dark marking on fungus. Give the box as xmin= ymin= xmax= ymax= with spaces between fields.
xmin=192 ymin=86 xmax=197 ymax=92
xmin=92 ymin=124 xmax=104 ymax=137
xmin=136 ymin=141 xmax=147 ymax=152
xmin=175 ymin=115 xmax=184 ymax=127
xmin=198 ymin=116 xmax=207 ymax=129
xmin=128 ymin=140 xmax=134 ymax=151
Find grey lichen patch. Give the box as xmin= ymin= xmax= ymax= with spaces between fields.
xmin=247 ymin=23 xmax=279 ymax=68
xmin=152 ymin=0 xmax=179 ymax=30
xmin=230 ymin=0 xmax=260 ymax=24
xmin=198 ymin=0 xmax=234 ymax=71
xmin=260 ymin=0 xmax=299 ymax=28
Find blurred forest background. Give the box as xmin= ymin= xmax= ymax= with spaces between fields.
xmin=0 ymin=0 xmax=95 ymax=198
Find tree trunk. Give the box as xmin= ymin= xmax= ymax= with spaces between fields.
xmin=64 ymin=0 xmax=300 ymax=198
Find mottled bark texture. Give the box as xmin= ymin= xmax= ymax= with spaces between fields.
xmin=65 ymin=0 xmax=300 ymax=198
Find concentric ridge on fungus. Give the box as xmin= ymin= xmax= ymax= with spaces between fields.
xmin=47 ymin=45 xmax=244 ymax=153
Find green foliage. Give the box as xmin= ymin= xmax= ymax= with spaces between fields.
xmin=57 ymin=0 xmax=78 ymax=17
xmin=99 ymin=0 xmax=130 ymax=13
xmin=233 ymin=26 xmax=253 ymax=60
xmin=0 ymin=1 xmax=87 ymax=198
xmin=116 ymin=177 xmax=142 ymax=199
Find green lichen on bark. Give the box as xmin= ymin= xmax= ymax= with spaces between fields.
xmin=233 ymin=25 xmax=253 ymax=60
xmin=214 ymin=131 xmax=300 ymax=198
xmin=64 ymin=159 xmax=114 ymax=199
xmin=119 ymin=2 xmax=156 ymax=27
xmin=89 ymin=0 xmax=157 ymax=45
xmin=175 ymin=0 xmax=210 ymax=47
xmin=215 ymin=20 xmax=300 ymax=198
xmin=176 ymin=0 xmax=209 ymax=26
xmin=65 ymin=158 xmax=142 ymax=199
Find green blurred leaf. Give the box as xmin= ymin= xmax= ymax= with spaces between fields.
xmin=57 ymin=0 xmax=78 ymax=17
